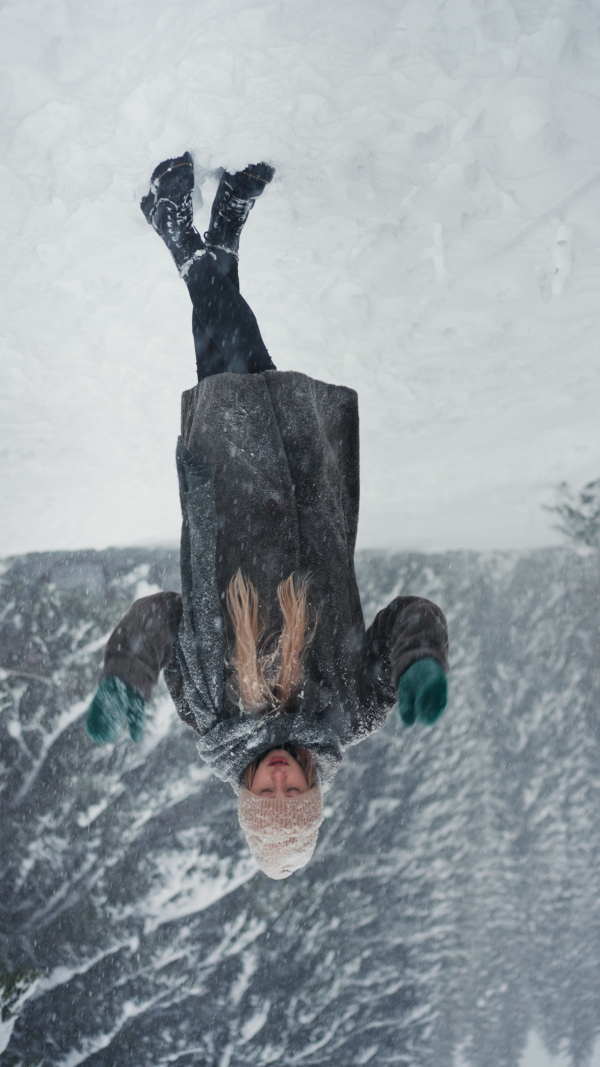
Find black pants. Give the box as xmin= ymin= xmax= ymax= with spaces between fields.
xmin=187 ymin=248 xmax=277 ymax=381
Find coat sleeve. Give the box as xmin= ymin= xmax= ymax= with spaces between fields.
xmin=101 ymin=592 xmax=183 ymax=701
xmin=346 ymin=596 xmax=449 ymax=744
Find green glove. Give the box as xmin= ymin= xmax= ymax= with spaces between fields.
xmin=398 ymin=657 xmax=448 ymax=727
xmin=85 ymin=676 xmax=146 ymax=744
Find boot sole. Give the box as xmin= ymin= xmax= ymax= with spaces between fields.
xmin=141 ymin=152 xmax=194 ymax=223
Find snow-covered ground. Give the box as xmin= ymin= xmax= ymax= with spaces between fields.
xmin=2 ymin=0 xmax=600 ymax=557
xmin=3 ymin=10 xmax=600 ymax=1063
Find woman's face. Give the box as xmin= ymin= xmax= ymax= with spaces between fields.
xmin=250 ymin=749 xmax=309 ymax=798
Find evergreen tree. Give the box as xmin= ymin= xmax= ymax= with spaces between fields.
xmin=546 ymin=479 xmax=600 ymax=548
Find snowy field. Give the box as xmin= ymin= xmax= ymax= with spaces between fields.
xmin=2 ymin=0 xmax=600 ymax=556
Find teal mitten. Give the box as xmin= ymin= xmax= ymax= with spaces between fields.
xmin=85 ymin=676 xmax=147 ymax=744
xmin=398 ymin=657 xmax=448 ymax=726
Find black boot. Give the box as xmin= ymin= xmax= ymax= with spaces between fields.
xmin=204 ymin=162 xmax=275 ymax=259
xmin=140 ymin=151 xmax=205 ymax=276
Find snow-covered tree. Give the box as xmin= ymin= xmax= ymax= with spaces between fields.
xmin=546 ymin=480 xmax=600 ymax=548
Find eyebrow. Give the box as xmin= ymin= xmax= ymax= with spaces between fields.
xmin=260 ymin=787 xmax=300 ymax=795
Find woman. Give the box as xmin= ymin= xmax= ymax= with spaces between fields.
xmin=85 ymin=153 xmax=450 ymax=880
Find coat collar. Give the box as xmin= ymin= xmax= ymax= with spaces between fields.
xmin=195 ymin=705 xmax=344 ymax=794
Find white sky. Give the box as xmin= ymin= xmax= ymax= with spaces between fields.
xmin=2 ymin=0 xmax=600 ymax=555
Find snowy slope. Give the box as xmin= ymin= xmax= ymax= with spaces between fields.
xmin=2 ymin=0 xmax=600 ymax=556
xmin=2 ymin=546 xmax=600 ymax=1066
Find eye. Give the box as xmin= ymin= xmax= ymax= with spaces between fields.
xmin=286 ymin=788 xmax=300 ymax=794
xmin=260 ymin=788 xmax=274 ymax=795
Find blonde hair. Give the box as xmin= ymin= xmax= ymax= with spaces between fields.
xmin=226 ymin=569 xmax=312 ymax=713
xmin=242 ymin=746 xmax=318 ymax=791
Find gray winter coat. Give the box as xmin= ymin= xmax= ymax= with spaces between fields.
xmin=102 ymin=371 xmax=449 ymax=792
